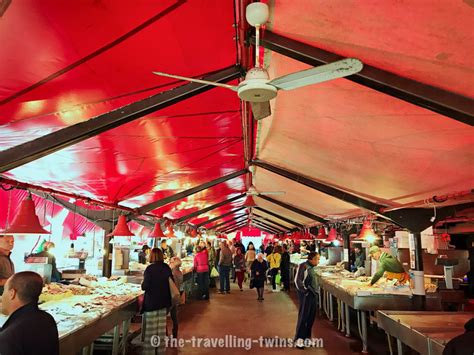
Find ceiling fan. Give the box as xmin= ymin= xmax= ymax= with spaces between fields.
xmin=152 ymin=3 xmax=363 ymax=120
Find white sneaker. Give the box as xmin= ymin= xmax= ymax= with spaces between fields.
xmin=295 ymin=338 xmax=305 ymax=349
xmin=272 ymin=289 xmax=279 ymax=293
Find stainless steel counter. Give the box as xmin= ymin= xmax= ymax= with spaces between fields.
xmin=377 ymin=311 xmax=473 ymax=355
xmin=59 ymin=297 xmax=138 ymax=355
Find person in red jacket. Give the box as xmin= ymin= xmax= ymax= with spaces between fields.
xmin=194 ymin=246 xmax=210 ymax=300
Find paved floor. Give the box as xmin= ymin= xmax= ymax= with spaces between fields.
xmin=152 ymin=281 xmax=364 ymax=354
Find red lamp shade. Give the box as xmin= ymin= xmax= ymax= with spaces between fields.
xmin=243 ymin=195 xmax=257 ymax=207
xmin=325 ymin=227 xmax=338 ymax=243
xmin=149 ymin=222 xmax=166 ymax=238
xmin=316 ymin=227 xmax=327 ymax=240
xmin=108 ymin=215 xmax=134 ymax=237
xmin=359 ymin=221 xmax=377 ymax=243
xmin=2 ymin=195 xmax=50 ymax=235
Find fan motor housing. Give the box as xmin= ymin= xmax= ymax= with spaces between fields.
xmin=238 ymin=81 xmax=277 ymax=102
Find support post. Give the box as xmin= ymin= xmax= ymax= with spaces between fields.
xmin=411 ymin=231 xmax=426 ymax=310
xmin=102 ymin=232 xmax=113 ymax=278
xmin=343 ymin=231 xmax=351 ymax=271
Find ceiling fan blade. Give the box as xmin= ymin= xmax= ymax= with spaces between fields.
xmin=152 ymin=71 xmax=238 ymax=91
xmin=268 ymin=58 xmax=363 ymax=91
xmin=250 ymin=101 xmax=271 ymax=120
xmin=259 ymin=191 xmax=285 ymax=195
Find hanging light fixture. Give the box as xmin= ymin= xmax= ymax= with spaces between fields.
xmin=2 ymin=193 xmax=50 ymax=235
xmin=315 ymin=226 xmax=327 ymax=240
xmin=325 ymin=227 xmax=338 ymax=243
xmin=108 ymin=215 xmax=135 ymax=237
xmin=243 ymin=195 xmax=257 ymax=207
xmin=359 ymin=220 xmax=378 ymax=244
xmin=149 ymin=222 xmax=166 ymax=238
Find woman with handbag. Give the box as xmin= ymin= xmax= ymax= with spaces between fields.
xmin=233 ymin=248 xmax=246 ymax=291
xmin=251 ymin=253 xmax=268 ymax=301
xmin=141 ymin=248 xmax=173 ymax=354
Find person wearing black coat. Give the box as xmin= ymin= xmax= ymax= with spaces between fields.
xmin=442 ymin=317 xmax=474 ymax=355
xmin=0 ymin=272 xmax=59 ymax=355
xmin=251 ymin=253 xmax=268 ymax=301
xmin=280 ymin=245 xmax=291 ymax=291
xmin=142 ymin=248 xmax=173 ymax=355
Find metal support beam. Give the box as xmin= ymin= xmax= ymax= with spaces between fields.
xmin=254 ymin=31 xmax=474 ymax=126
xmin=251 ymin=218 xmax=284 ymax=232
xmin=253 ymin=213 xmax=293 ymax=230
xmin=252 ymin=160 xmax=386 ymax=215
xmin=253 ymin=206 xmax=303 ymax=227
xmin=257 ymin=195 xmax=326 ymax=223
xmin=250 ymin=223 xmax=278 ymax=235
xmin=174 ymin=193 xmax=246 ymax=224
xmin=0 ymin=66 xmax=242 ymax=173
xmin=384 ymin=202 xmax=474 ymax=233
xmin=136 ymin=169 xmax=247 ymax=214
xmin=251 ymin=220 xmax=282 ymax=234
xmin=196 ymin=206 xmax=247 ymax=228
xmin=208 ymin=214 xmax=248 ymax=230
xmin=220 ymin=222 xmax=247 ymax=234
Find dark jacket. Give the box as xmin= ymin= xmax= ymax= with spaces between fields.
xmin=352 ymin=250 xmax=366 ymax=269
xmin=0 ymin=303 xmax=59 ymax=355
xmin=251 ymin=259 xmax=268 ymax=281
xmin=280 ymin=251 xmax=290 ymax=271
xmin=442 ymin=329 xmax=474 ymax=355
xmin=294 ymin=261 xmax=318 ymax=296
xmin=141 ymin=261 xmax=173 ymax=312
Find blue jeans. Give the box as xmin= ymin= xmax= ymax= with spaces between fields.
xmin=219 ymin=265 xmax=230 ymax=292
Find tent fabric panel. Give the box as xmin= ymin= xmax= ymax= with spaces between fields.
xmin=269 ymin=0 xmax=474 ymax=98
xmin=256 ymin=52 xmax=474 ymax=211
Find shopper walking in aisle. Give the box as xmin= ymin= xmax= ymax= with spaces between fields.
xmin=245 ymin=242 xmax=256 ymax=279
xmin=218 ymin=241 xmax=232 ymax=294
xmin=251 ymin=253 xmax=268 ymax=301
xmin=280 ymin=244 xmax=291 ymax=291
xmin=207 ymin=241 xmax=217 ymax=288
xmin=230 ymin=240 xmax=237 ymax=283
xmin=264 ymin=241 xmax=274 ymax=256
xmin=169 ymin=257 xmax=184 ymax=338
xmin=194 ymin=246 xmax=210 ymax=300
xmin=141 ymin=248 xmax=173 ymax=355
xmin=233 ymin=248 xmax=246 ymax=291
xmin=294 ymin=252 xmax=320 ymax=349
xmin=267 ymin=245 xmax=282 ymax=292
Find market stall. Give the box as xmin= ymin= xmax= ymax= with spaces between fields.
xmin=0 ymin=277 xmax=142 ymax=355
xmin=377 ymin=311 xmax=473 ymax=355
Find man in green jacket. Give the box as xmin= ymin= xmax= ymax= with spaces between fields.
xmin=369 ymin=246 xmax=409 ymax=285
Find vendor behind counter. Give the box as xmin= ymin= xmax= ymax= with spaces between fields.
xmin=0 ymin=235 xmax=15 ymax=294
xmin=369 ymin=246 xmax=409 ymax=285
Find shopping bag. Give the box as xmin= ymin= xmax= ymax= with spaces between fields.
xmin=169 ymin=278 xmax=181 ymax=306
xmin=210 ymin=266 xmax=219 ymax=278
xmin=275 ymin=272 xmax=281 ymax=285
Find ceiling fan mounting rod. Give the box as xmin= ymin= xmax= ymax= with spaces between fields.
xmin=255 ymin=25 xmax=260 ymax=68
